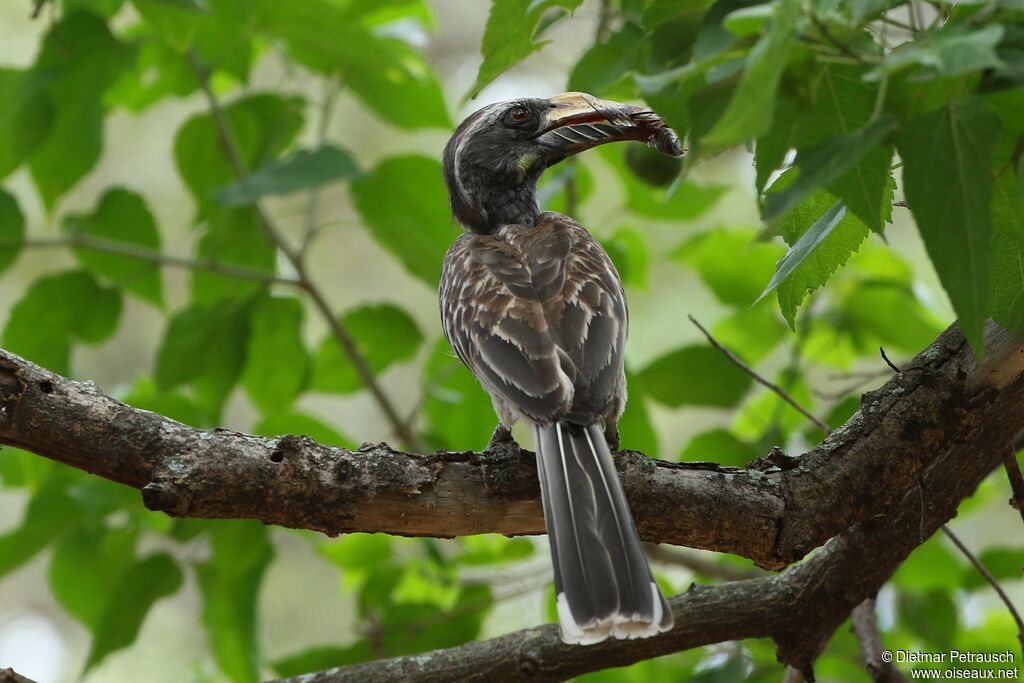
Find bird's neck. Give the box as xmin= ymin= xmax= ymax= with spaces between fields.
xmin=476 ymin=182 xmax=539 ymax=232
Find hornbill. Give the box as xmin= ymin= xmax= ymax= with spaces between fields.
xmin=439 ymin=92 xmax=682 ymax=645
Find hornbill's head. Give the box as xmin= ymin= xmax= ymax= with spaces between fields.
xmin=443 ymin=92 xmax=682 ymax=234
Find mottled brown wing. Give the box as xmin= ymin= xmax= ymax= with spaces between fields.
xmin=439 ymin=212 xmax=627 ymax=425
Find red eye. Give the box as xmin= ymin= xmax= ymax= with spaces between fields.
xmin=510 ymin=106 xmax=530 ymax=122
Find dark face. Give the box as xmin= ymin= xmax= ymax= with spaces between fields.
xmin=443 ymin=92 xmax=682 ymax=233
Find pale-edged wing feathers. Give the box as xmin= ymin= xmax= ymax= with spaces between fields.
xmin=439 ymin=212 xmax=626 ymax=425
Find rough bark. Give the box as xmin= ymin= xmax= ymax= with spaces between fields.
xmin=1 ymin=322 xmax=1023 ymax=682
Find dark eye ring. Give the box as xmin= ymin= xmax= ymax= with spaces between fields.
xmin=509 ymin=106 xmax=530 ymax=123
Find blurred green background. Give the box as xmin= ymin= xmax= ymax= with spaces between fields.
xmin=0 ymin=0 xmax=1022 ymax=681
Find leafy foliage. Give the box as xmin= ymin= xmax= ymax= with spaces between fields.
xmin=0 ymin=0 xmax=1021 ymax=680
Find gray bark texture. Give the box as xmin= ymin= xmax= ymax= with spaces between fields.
xmin=1 ymin=321 xmax=1023 ymax=682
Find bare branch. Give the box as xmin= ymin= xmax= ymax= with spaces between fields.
xmin=851 ymin=598 xmax=908 ymax=683
xmin=187 ymin=52 xmax=423 ymax=451
xmin=0 ymin=669 xmax=38 ymax=683
xmin=688 ymin=315 xmax=831 ymax=434
xmin=646 ymin=544 xmax=764 ymax=581
xmin=18 ymin=235 xmax=301 ymax=286
xmin=941 ymin=525 xmax=1024 ymax=652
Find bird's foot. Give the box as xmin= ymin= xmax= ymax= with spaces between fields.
xmin=485 ymin=424 xmax=516 ymax=453
xmin=604 ymin=423 xmax=621 ymax=452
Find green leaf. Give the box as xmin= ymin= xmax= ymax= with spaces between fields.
xmin=470 ymin=0 xmax=584 ymax=98
xmin=732 ymin=371 xmax=814 ymax=441
xmin=132 ymin=0 xmax=204 ymax=51
xmin=602 ymin=227 xmax=650 ymax=289
xmin=892 ymin=534 xmax=961 ymax=591
xmin=83 ymin=553 xmax=183 ymax=670
xmin=191 ymin=208 xmax=275 ymax=305
xmin=963 ymin=547 xmax=1024 ymax=589
xmin=840 ymin=282 xmax=944 ymax=353
xmin=121 ymin=375 xmax=207 ymax=427
xmin=154 ymin=302 xmax=250 ymax=421
xmin=637 ymin=345 xmax=753 ymax=408
xmin=763 ymin=116 xmax=896 ymax=222
xmin=0 ymin=483 xmax=80 ymax=579
xmin=213 ymin=145 xmax=363 ymax=206
xmin=241 ymin=297 xmax=308 ymax=413
xmin=107 ymin=35 xmax=196 ymax=112
xmin=312 ymin=304 xmax=423 ymax=394
xmin=988 ymin=233 xmax=1024 ymax=333
xmin=763 ymin=201 xmax=850 ymax=311
xmin=421 ymin=338 xmax=495 ymax=451
xmin=196 ymin=521 xmax=273 ymax=683
xmin=0 ymin=188 xmax=25 ymax=275
xmin=174 ymin=93 xmax=305 ymax=208
xmin=702 ymin=0 xmax=800 ymax=146
xmin=992 ymin=169 xmax=1024 ymax=239
xmin=271 ymin=645 xmax=371 ymax=678
xmin=601 ymin=146 xmax=727 ymax=220
xmin=754 ymin=95 xmax=798 ymax=194
xmin=898 ymin=99 xmax=1002 ymax=352
xmin=63 ymin=188 xmax=164 ymax=305
xmin=0 ymin=68 xmax=54 ymax=180
xmin=28 ymin=11 xmax=135 ymax=208
xmin=3 ymin=271 xmax=122 ymax=374
xmin=253 ymin=411 xmax=354 ymax=448
xmin=711 ymin=305 xmax=787 ymax=363
xmin=457 ymin=535 xmax=535 ymax=566
xmin=568 ymin=22 xmax=643 ymax=94
xmin=50 ymin=525 xmax=137 ymax=631
xmin=618 ymin=369 xmax=659 ymax=455
xmin=350 ymin=155 xmax=453 ymax=287
xmin=898 ymin=589 xmax=958 ymax=650
xmin=679 ymin=428 xmax=757 ymax=466
xmin=867 ymin=24 xmax=1005 ymax=80
xmin=673 ymin=228 xmax=784 ymax=307
xmin=254 ymin=2 xmax=449 ymax=129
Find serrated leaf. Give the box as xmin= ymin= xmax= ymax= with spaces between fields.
xmin=350 ymin=155 xmax=453 ymax=287
xmin=898 ymin=99 xmax=1001 ymax=352
xmin=867 ymin=24 xmax=1005 ymax=80
xmin=988 ymin=233 xmax=1024 ymax=333
xmin=197 ymin=522 xmax=273 ymax=683
xmin=470 ymin=0 xmax=583 ymax=98
xmin=702 ymin=0 xmax=800 ymax=146
xmin=213 ymin=145 xmax=362 ymax=206
xmin=763 ymin=115 xmax=896 ymax=222
xmin=311 ymin=304 xmax=423 ymax=394
xmin=242 ymin=297 xmax=308 ymax=413
xmin=674 ymin=228 xmax=784 ymax=306
xmin=3 ymin=271 xmax=122 ymax=374
xmin=0 ymin=188 xmax=25 ymax=275
xmin=0 ymin=68 xmax=54 ymax=180
xmin=63 ymin=188 xmax=164 ymax=306
xmin=637 ymin=345 xmax=753 ymax=408
xmin=253 ymin=411 xmax=354 ymax=448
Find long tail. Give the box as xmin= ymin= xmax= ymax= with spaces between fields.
xmin=535 ymin=421 xmax=673 ymax=645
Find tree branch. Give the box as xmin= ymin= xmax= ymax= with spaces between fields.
xmin=851 ymin=598 xmax=908 ymax=683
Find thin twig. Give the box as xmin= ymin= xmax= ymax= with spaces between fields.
xmin=188 ymin=52 xmax=423 ymax=451
xmin=299 ymin=81 xmax=339 ymax=259
xmin=689 ymin=315 xmax=831 ymax=434
xmin=646 ymin=544 xmax=764 ymax=581
xmin=892 ymin=200 xmax=909 ymax=209
xmin=941 ymin=525 xmax=1024 ymax=652
xmin=851 ymin=598 xmax=909 ymax=682
xmin=1003 ymin=446 xmax=1024 ymax=526
xmin=810 ymin=14 xmax=867 ymax=64
xmin=17 ymin=236 xmax=301 ymax=286
xmin=880 ymin=347 xmax=901 ymax=373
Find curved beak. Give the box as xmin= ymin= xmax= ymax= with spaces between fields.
xmin=536 ymin=92 xmax=683 ymax=160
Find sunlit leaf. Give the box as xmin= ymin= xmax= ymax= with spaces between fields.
xmin=867 ymin=24 xmax=1005 ymax=80
xmin=241 ymin=296 xmax=308 ymax=413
